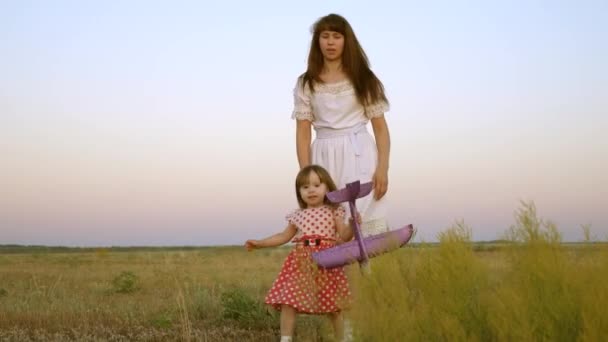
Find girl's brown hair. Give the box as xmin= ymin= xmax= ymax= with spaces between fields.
xmin=301 ymin=13 xmax=389 ymax=107
xmin=295 ymin=165 xmax=339 ymax=209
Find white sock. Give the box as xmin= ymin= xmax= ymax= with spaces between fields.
xmin=343 ymin=319 xmax=354 ymax=341
xmin=280 ymin=336 xmax=292 ymax=342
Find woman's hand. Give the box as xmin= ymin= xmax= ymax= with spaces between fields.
xmin=372 ymin=167 xmax=388 ymax=200
xmin=244 ymin=240 xmax=260 ymax=251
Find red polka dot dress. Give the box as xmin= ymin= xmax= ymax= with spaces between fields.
xmin=265 ymin=205 xmax=352 ymax=314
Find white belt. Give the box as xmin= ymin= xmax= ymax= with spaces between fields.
xmin=314 ymin=123 xmax=367 ymax=156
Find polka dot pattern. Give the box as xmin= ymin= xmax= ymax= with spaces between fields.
xmin=286 ymin=206 xmax=345 ymax=242
xmin=265 ymin=206 xmax=351 ymax=314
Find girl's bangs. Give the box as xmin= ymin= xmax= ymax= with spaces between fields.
xmin=295 ymin=169 xmax=312 ymax=187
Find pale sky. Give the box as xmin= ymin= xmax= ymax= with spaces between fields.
xmin=1 ymin=1 xmax=607 ymax=246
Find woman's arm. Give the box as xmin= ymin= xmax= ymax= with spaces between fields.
xmin=245 ymin=224 xmax=297 ymax=251
xmin=370 ymin=116 xmax=391 ymax=200
xmin=296 ymin=119 xmax=312 ymax=169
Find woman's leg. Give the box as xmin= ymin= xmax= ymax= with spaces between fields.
xmin=280 ymin=304 xmax=297 ymax=337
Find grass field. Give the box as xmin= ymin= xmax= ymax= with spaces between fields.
xmin=1 ymin=202 xmax=606 ymax=341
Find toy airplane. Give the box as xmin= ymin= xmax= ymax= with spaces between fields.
xmin=311 ymin=180 xmax=414 ymax=272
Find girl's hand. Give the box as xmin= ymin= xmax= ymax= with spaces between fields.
xmin=245 ymin=240 xmax=260 ymax=251
xmin=348 ymin=212 xmax=362 ymax=226
xmin=372 ymin=167 xmax=388 ymax=200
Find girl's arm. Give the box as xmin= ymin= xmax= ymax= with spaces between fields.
xmin=245 ymin=224 xmax=298 ymax=251
xmin=370 ymin=116 xmax=391 ymax=200
xmin=296 ymin=120 xmax=312 ymax=169
xmin=335 ymin=215 xmax=356 ymax=244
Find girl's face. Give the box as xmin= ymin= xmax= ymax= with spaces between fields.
xmin=299 ymin=171 xmax=328 ymax=208
xmin=319 ymin=30 xmax=344 ymax=62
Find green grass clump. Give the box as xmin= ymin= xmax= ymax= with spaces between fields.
xmin=111 ymin=271 xmax=139 ymax=294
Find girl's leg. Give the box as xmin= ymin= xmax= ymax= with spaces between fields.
xmin=280 ymin=304 xmax=297 ymax=337
xmin=343 ymin=315 xmax=354 ymax=342
xmin=328 ymin=311 xmax=344 ymax=340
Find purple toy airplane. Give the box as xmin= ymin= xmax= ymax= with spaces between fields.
xmin=311 ymin=180 xmax=414 ymax=272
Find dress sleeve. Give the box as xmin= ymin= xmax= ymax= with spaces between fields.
xmin=291 ymin=77 xmax=314 ymax=121
xmin=364 ymin=99 xmax=390 ymax=119
xmin=286 ymin=210 xmax=299 ymax=225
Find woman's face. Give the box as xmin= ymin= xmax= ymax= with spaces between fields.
xmin=319 ymin=30 xmax=344 ymax=62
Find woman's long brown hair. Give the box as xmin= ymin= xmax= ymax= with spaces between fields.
xmin=301 ymin=13 xmax=388 ymax=107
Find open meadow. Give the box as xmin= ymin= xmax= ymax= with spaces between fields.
xmin=1 ymin=203 xmax=607 ymax=341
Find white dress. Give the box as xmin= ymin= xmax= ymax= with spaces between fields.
xmin=291 ymin=77 xmax=390 ymax=237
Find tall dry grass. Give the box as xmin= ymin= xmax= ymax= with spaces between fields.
xmin=1 ymin=201 xmax=606 ymax=341
xmin=0 ymin=247 xmax=287 ymax=341
xmin=348 ymin=201 xmax=608 ymax=341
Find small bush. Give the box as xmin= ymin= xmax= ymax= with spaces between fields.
xmin=111 ymin=271 xmax=139 ymax=293
xmin=150 ymin=311 xmax=173 ymax=329
xmin=220 ymin=288 xmax=274 ymax=328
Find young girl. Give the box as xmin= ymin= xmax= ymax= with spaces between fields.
xmin=293 ymin=13 xmax=392 ymax=238
xmin=245 ymin=165 xmax=354 ymax=342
